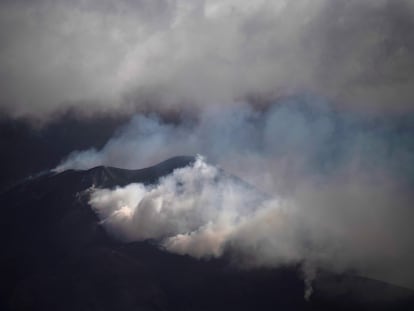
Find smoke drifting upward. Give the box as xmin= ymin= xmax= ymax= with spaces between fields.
xmin=63 ymin=96 xmax=414 ymax=292
xmin=2 ymin=0 xmax=413 ymax=299
xmin=57 ymin=97 xmax=414 ymax=194
xmin=88 ymin=155 xmax=414 ymax=293
xmin=89 ymin=156 xmax=265 ymax=258
xmin=1 ymin=0 xmax=414 ymax=118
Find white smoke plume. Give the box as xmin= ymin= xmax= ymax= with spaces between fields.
xmin=89 ymin=156 xmax=265 ymax=258
xmin=3 ymin=0 xmax=412 ymax=299
xmin=58 ymin=97 xmax=414 ymax=294
xmin=56 ymin=97 xmax=414 ymax=195
xmin=88 ymin=153 xmax=414 ymax=293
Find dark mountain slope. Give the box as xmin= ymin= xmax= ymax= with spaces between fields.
xmin=0 ymin=156 xmax=413 ymax=311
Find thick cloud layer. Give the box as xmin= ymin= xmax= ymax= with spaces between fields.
xmin=1 ymin=0 xmax=414 ymax=118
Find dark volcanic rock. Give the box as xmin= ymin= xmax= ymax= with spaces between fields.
xmin=0 ymin=156 xmax=413 ymax=311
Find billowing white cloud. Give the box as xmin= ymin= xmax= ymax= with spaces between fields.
xmin=89 ymin=156 xmax=265 ymax=257
xmin=89 ymin=156 xmax=414 ymax=292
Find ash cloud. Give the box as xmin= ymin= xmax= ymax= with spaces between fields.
xmin=1 ymin=0 xmax=414 ymax=118
xmin=57 ymin=97 xmax=414 ymax=193
xmin=3 ymin=0 xmax=414 ymax=298
xmin=89 ymin=154 xmax=414 ymax=293
xmin=67 ymin=97 xmax=414 ymax=292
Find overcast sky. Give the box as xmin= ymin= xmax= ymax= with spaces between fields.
xmin=1 ymin=0 xmax=414 ymax=119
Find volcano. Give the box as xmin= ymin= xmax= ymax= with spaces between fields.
xmin=0 ymin=156 xmax=413 ymax=311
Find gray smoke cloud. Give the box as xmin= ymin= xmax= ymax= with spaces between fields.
xmin=88 ymin=155 xmax=414 ymax=295
xmin=61 ymin=97 xmax=414 ymax=293
xmin=4 ymin=0 xmax=414 ymax=298
xmin=57 ymin=97 xmax=414 ymax=194
xmin=1 ymin=0 xmax=414 ymax=118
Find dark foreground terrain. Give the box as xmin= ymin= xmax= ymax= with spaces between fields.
xmin=1 ymin=156 xmax=413 ymax=311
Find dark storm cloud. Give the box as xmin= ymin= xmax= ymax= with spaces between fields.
xmin=0 ymin=0 xmax=414 ymax=118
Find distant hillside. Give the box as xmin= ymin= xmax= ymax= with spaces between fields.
xmin=0 ymin=156 xmax=413 ymax=311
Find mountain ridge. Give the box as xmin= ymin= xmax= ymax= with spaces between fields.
xmin=0 ymin=156 xmax=413 ymax=310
